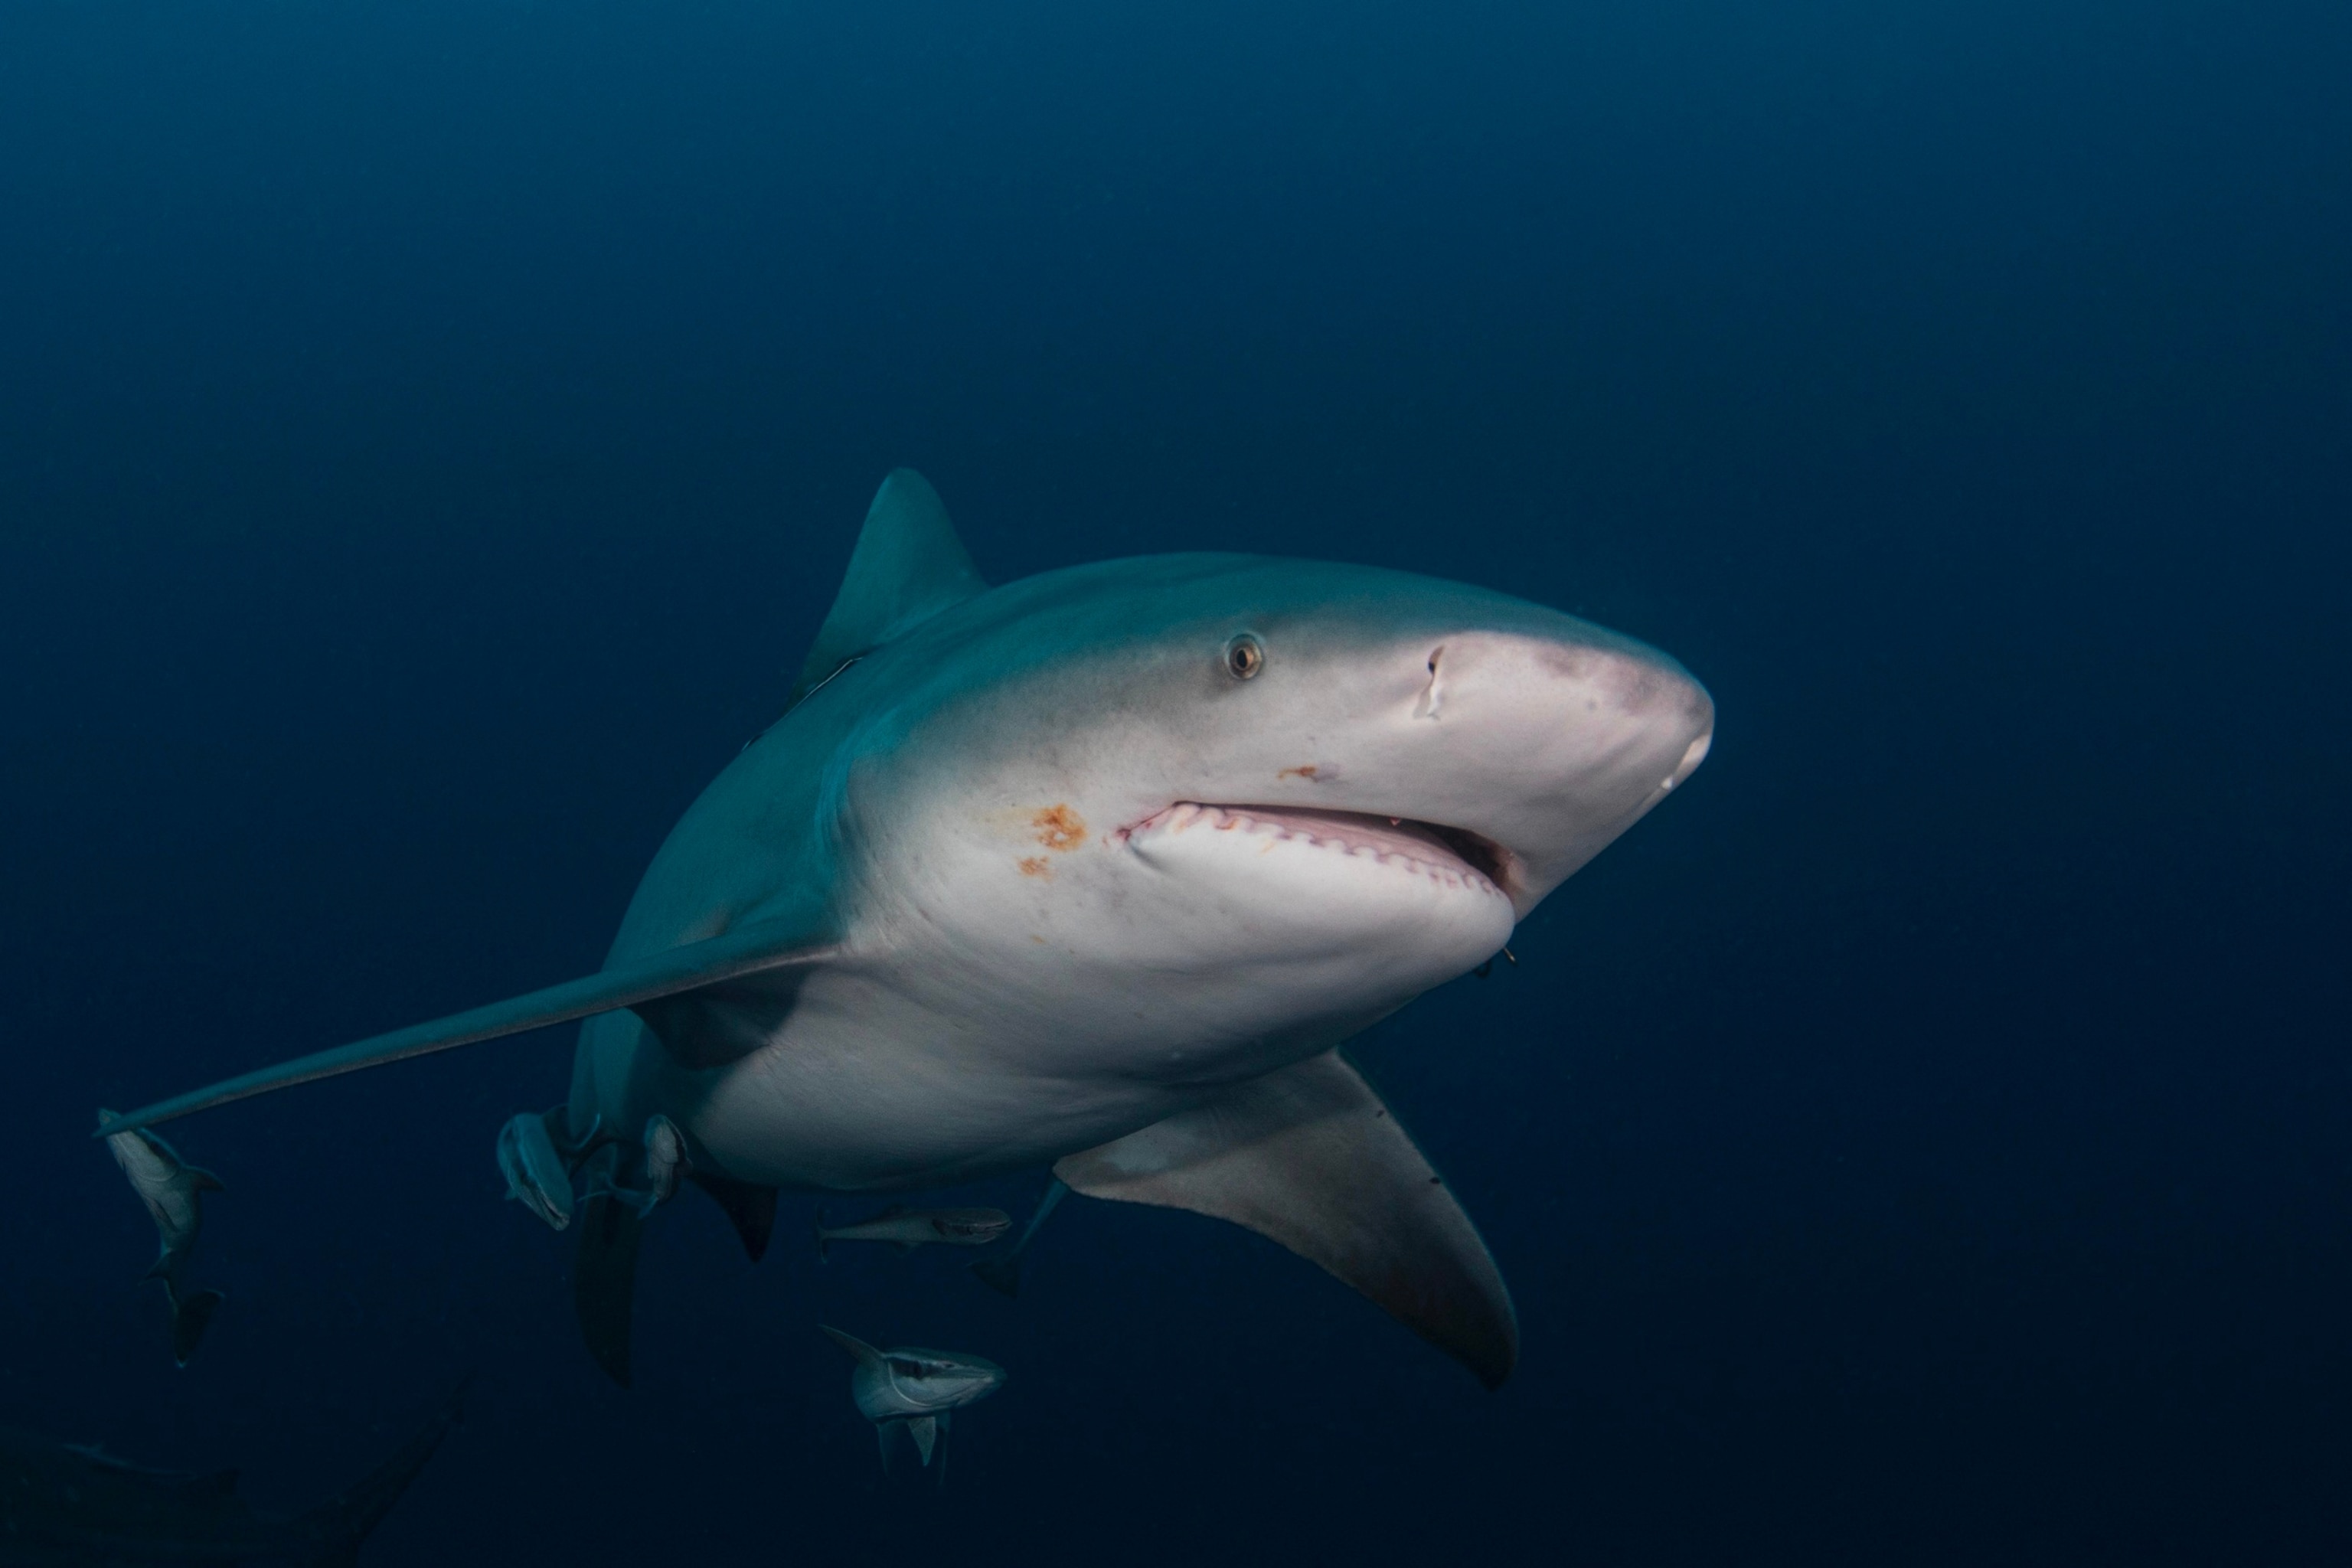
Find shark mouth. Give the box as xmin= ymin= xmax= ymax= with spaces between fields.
xmin=1119 ymin=803 xmax=1517 ymax=900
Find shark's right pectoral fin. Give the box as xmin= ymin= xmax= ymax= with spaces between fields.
xmin=1054 ymin=1051 xmax=1520 ymax=1390
xmin=96 ymin=918 xmax=839 ymax=1138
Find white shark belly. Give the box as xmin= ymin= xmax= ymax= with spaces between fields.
xmin=596 ymin=789 xmax=1521 ymax=1190
xmin=636 ymin=954 xmax=1429 ymax=1191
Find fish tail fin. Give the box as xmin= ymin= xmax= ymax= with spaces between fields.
xmin=297 ymin=1379 xmax=466 ymax=1568
xmin=168 ymin=1283 xmax=225 ymax=1367
xmin=573 ymin=1193 xmax=643 ymax=1389
xmin=877 ymin=1417 xmax=932 ymax=1480
xmin=189 ymin=1166 xmax=227 ymax=1193
xmin=968 ymin=1253 xmax=1023 ymax=1298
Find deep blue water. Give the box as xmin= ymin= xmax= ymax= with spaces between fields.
xmin=3 ymin=2 xmax=2347 ymax=1562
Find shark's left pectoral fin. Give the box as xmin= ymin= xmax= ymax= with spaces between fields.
xmin=96 ymin=919 xmax=839 ymax=1137
xmin=1054 ymin=1052 xmax=1520 ymax=1389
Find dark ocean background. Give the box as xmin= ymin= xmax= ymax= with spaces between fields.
xmin=3 ymin=2 xmax=2346 ymax=1563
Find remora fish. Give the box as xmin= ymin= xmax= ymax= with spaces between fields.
xmin=495 ymin=1110 xmax=574 ymax=1231
xmin=639 ymin=1113 xmax=688 ymax=1207
xmin=100 ymin=469 xmax=1716 ymax=1391
xmin=582 ymin=1113 xmax=692 ymax=1219
xmin=817 ymin=1205 xmax=1011 ymax=1259
xmin=99 ymin=1111 xmax=227 ymax=1367
xmin=820 ymin=1325 xmax=1004 ymax=1473
xmin=0 ymin=1382 xmax=461 ymax=1565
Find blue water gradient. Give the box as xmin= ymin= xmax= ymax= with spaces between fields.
xmin=2 ymin=2 xmax=2346 ymax=1562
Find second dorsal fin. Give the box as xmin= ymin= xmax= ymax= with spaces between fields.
xmin=790 ymin=470 xmax=987 ymax=701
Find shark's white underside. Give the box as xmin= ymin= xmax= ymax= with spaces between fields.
xmin=599 ymin=800 xmax=1521 ymax=1191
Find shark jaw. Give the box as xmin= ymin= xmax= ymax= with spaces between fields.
xmin=1112 ymin=802 xmax=1517 ymax=998
xmin=1119 ymin=802 xmax=1511 ymax=900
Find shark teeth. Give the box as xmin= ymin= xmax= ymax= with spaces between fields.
xmin=1125 ymin=803 xmax=1506 ymax=897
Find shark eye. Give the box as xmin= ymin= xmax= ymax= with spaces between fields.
xmin=1223 ymin=633 xmax=1266 ymax=681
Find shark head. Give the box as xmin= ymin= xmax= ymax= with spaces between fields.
xmin=826 ymin=550 xmax=1713 ymax=1085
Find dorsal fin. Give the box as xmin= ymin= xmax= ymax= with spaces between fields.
xmin=790 ymin=470 xmax=987 ymax=701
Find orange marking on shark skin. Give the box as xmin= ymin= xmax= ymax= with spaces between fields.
xmin=1018 ymin=857 xmax=1052 ymax=879
xmin=1277 ymin=765 xmax=1320 ymax=781
xmin=1031 ymin=805 xmax=1086 ymax=851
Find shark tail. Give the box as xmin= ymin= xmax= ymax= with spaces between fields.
xmin=296 ymin=1378 xmax=467 ymax=1568
xmin=167 ymin=1283 xmax=226 ymax=1367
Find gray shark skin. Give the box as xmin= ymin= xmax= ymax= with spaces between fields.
xmin=0 ymin=1383 xmax=461 ymax=1566
xmin=100 ymin=1112 xmax=227 ymax=1366
xmin=100 ymin=470 xmax=1714 ymax=1390
xmin=820 ymin=1326 xmax=1004 ymax=1473
xmin=816 ymin=1205 xmax=1012 ymax=1259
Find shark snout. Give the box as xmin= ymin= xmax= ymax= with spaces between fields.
xmin=1385 ymin=628 xmax=1712 ymax=904
xmin=1420 ymin=629 xmax=1710 ymax=747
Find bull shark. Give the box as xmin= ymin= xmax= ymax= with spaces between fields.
xmin=0 ymin=1383 xmax=461 ymax=1565
xmin=98 ymin=469 xmax=1714 ymax=1391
